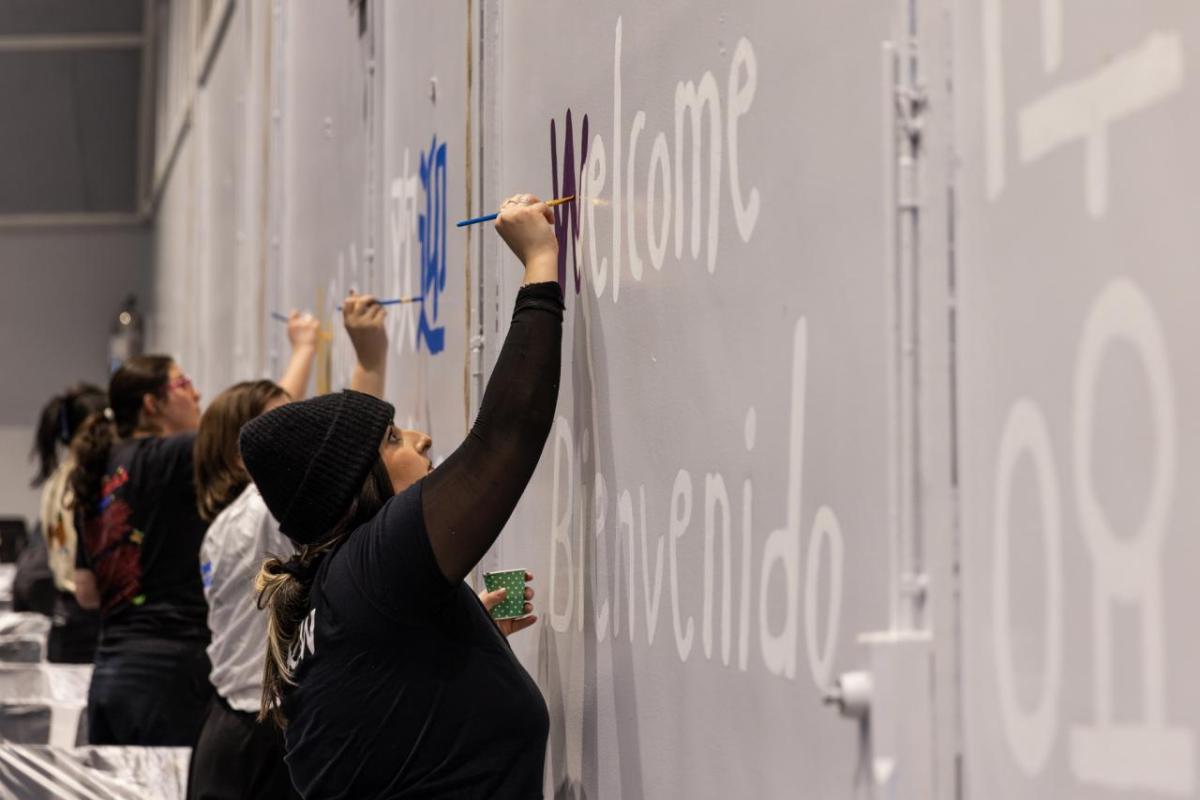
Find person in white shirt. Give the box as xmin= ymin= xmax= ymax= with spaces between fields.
xmin=187 ymin=311 xmax=318 ymax=799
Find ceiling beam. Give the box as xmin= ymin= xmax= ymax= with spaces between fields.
xmin=0 ymin=211 xmax=148 ymax=229
xmin=0 ymin=32 xmax=143 ymax=52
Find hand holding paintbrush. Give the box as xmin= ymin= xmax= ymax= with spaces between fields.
xmin=493 ymin=193 xmax=559 ymax=285
xmin=456 ymin=194 xmax=575 ymax=228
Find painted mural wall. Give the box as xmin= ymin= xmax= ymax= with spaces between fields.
xmin=956 ymin=3 xmax=1200 ymax=799
xmin=145 ymin=1 xmax=1200 ymax=798
xmin=486 ymin=4 xmax=892 ymax=798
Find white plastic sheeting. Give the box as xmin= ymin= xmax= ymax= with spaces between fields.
xmin=0 ymin=663 xmax=90 ymax=748
xmin=0 ymin=565 xmax=15 ymax=609
xmin=0 ymin=615 xmax=50 ymax=638
xmin=0 ymin=611 xmax=188 ymax=796
xmin=0 ymin=613 xmax=51 ymax=664
xmin=0 ymin=745 xmax=189 ymax=800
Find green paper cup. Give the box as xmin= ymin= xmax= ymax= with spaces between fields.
xmin=483 ymin=568 xmax=528 ymax=620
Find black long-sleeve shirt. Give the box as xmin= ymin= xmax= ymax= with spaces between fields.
xmin=281 ymin=282 xmax=563 ymax=800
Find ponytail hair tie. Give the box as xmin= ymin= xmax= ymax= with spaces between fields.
xmin=102 ymin=408 xmax=115 ymax=422
xmin=278 ymin=558 xmax=310 ymax=580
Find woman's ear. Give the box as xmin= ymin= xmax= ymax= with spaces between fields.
xmin=141 ymin=392 xmax=161 ymax=421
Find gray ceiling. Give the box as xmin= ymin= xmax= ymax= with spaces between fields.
xmin=0 ymin=0 xmax=144 ymax=216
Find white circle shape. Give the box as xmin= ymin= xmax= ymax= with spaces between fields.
xmin=1071 ymin=278 xmax=1176 ymax=598
xmin=992 ymin=398 xmax=1063 ymax=776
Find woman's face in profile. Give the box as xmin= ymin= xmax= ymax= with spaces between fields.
xmin=156 ymin=362 xmax=203 ymax=434
xmin=379 ymin=423 xmax=433 ymax=494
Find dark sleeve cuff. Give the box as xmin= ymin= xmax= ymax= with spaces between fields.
xmin=514 ymin=281 xmax=565 ymax=320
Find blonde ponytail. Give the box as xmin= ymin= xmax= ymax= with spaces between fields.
xmin=255 ymin=460 xmax=393 ymax=726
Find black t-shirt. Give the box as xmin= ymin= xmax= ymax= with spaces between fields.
xmin=76 ymin=434 xmax=210 ymax=646
xmin=267 ymin=282 xmax=563 ymax=798
xmin=281 ymin=481 xmax=549 ymax=799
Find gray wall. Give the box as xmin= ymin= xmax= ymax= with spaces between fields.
xmin=0 ymin=226 xmax=149 ymax=524
xmin=488 ymin=5 xmax=891 ymax=798
xmin=956 ymin=4 xmax=1200 ymax=798
xmin=144 ymin=1 xmax=1200 ymax=798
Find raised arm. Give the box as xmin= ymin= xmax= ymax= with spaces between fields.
xmin=343 ymin=291 xmax=388 ymax=398
xmin=421 ymin=194 xmax=563 ymax=583
xmin=276 ymin=311 xmax=321 ymax=400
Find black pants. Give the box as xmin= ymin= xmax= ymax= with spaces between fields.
xmin=87 ymin=638 xmax=213 ymax=746
xmin=187 ymin=694 xmax=299 ymax=800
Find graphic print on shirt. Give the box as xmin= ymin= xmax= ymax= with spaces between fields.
xmin=81 ymin=465 xmax=145 ymax=613
xmin=46 ymin=513 xmax=67 ymax=550
xmin=287 ymin=608 xmax=317 ymax=672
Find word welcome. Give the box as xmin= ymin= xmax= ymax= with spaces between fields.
xmin=550 ymin=17 xmax=760 ymax=300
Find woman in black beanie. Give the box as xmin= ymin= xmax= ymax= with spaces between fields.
xmin=241 ymin=193 xmax=562 ymax=799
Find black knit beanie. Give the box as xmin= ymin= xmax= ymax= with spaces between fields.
xmin=239 ymin=390 xmax=395 ymax=545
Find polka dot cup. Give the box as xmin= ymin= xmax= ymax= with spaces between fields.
xmin=483 ymin=568 xmax=528 ymax=620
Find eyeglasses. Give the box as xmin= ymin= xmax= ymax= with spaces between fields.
xmin=166 ymin=374 xmax=194 ymax=393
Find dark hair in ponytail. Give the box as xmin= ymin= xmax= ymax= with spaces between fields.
xmin=255 ymin=459 xmax=394 ymax=727
xmin=30 ymin=383 xmax=106 ymax=487
xmin=69 ymin=355 xmax=174 ymax=516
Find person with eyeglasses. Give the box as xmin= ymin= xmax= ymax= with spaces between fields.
xmin=70 ymin=322 xmax=319 ymax=747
